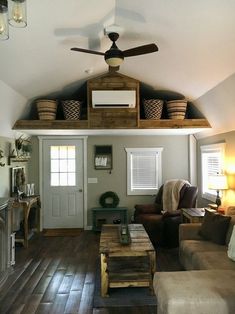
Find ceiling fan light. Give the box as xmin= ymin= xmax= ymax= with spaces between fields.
xmin=8 ymin=0 xmax=27 ymax=28
xmin=0 ymin=1 xmax=9 ymax=40
xmin=105 ymin=57 xmax=124 ymax=67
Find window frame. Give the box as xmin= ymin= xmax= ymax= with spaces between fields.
xmin=200 ymin=143 xmax=226 ymax=202
xmin=50 ymin=145 xmax=76 ymax=187
xmin=125 ymin=147 xmax=163 ymax=195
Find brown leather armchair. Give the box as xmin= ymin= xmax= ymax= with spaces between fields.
xmin=134 ymin=183 xmax=198 ymax=248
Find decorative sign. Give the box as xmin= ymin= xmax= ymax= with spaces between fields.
xmin=94 ymin=145 xmax=112 ymax=170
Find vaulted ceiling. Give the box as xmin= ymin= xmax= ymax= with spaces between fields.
xmin=1 ymin=0 xmax=235 ymax=138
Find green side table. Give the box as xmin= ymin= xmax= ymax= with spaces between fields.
xmin=91 ymin=207 xmax=128 ymax=231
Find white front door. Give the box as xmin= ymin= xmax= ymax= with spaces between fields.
xmin=42 ymin=138 xmax=84 ymax=229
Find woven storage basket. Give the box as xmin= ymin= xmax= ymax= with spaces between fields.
xmin=166 ymin=99 xmax=187 ymax=120
xmin=143 ymin=99 xmax=163 ymax=120
xmin=62 ymin=100 xmax=82 ymax=120
xmin=36 ymin=99 xmax=57 ymax=120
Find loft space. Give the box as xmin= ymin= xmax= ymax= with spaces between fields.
xmin=13 ymin=72 xmax=210 ymax=136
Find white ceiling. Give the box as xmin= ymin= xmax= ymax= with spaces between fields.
xmin=1 ymin=0 xmax=235 ymax=137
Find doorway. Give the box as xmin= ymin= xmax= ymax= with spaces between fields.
xmin=39 ymin=137 xmax=87 ymax=229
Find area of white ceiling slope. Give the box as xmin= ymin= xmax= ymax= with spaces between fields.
xmin=0 ymin=80 xmax=27 ymax=138
xmin=194 ymin=73 xmax=235 ymax=139
xmin=0 ymin=0 xmax=235 ymax=101
xmin=0 ymin=0 xmax=235 ymax=137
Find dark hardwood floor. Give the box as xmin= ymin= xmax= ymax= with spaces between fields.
xmin=0 ymin=231 xmax=181 ymax=314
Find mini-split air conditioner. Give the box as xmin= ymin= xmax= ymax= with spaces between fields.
xmin=92 ymin=90 xmax=136 ymax=108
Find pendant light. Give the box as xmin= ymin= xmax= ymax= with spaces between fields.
xmin=8 ymin=0 xmax=27 ymax=28
xmin=0 ymin=0 xmax=9 ymax=40
xmin=0 ymin=0 xmax=27 ymax=40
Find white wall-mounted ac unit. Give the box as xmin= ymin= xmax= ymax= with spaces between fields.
xmin=92 ymin=90 xmax=136 ymax=108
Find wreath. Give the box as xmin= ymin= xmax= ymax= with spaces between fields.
xmin=99 ymin=191 xmax=120 ymax=208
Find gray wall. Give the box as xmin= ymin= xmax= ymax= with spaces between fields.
xmin=197 ymin=130 xmax=235 ymax=211
xmin=86 ymin=135 xmax=190 ymax=225
xmin=29 ymin=135 xmax=190 ymax=227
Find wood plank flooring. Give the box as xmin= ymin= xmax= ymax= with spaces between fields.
xmin=0 ymin=231 xmax=181 ymax=314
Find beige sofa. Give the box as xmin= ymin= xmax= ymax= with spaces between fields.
xmin=153 ymin=215 xmax=235 ymax=314
xmin=179 ymin=215 xmax=235 ymax=270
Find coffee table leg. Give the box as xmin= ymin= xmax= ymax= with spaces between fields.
xmin=100 ymin=253 xmax=109 ymax=297
xmin=148 ymin=251 xmax=156 ymax=294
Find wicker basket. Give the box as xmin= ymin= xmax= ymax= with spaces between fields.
xmin=143 ymin=99 xmax=163 ymax=120
xmin=166 ymin=100 xmax=187 ymax=120
xmin=36 ymin=99 xmax=57 ymax=120
xmin=62 ymin=100 xmax=82 ymax=120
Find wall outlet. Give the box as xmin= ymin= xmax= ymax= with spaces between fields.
xmin=88 ymin=178 xmax=98 ymax=184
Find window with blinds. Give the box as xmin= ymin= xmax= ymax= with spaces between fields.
xmin=125 ymin=148 xmax=163 ymax=195
xmin=200 ymin=143 xmax=226 ymax=200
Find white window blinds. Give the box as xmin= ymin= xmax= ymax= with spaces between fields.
xmin=125 ymin=148 xmax=163 ymax=195
xmin=200 ymin=143 xmax=226 ymax=199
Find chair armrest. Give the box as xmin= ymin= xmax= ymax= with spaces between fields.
xmin=162 ymin=209 xmax=181 ymax=218
xmin=134 ymin=203 xmax=162 ymax=215
xmin=179 ymin=223 xmax=204 ymax=241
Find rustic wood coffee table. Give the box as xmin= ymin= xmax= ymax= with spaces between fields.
xmin=99 ymin=224 xmax=156 ymax=297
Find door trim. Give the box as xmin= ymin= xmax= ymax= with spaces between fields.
xmin=38 ymin=136 xmax=88 ymax=230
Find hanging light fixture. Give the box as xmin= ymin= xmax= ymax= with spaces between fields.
xmin=0 ymin=0 xmax=27 ymax=41
xmin=9 ymin=0 xmax=27 ymax=28
xmin=0 ymin=0 xmax=9 ymax=40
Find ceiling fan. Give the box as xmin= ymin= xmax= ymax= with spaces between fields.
xmin=70 ymin=32 xmax=158 ymax=71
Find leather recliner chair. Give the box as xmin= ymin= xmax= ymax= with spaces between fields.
xmin=134 ymin=183 xmax=198 ymax=248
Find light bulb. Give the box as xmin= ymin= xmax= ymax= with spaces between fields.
xmin=12 ymin=2 xmax=23 ymax=23
xmin=0 ymin=6 xmax=9 ymax=40
xmin=9 ymin=0 xmax=27 ymax=28
xmin=0 ymin=16 xmax=6 ymax=34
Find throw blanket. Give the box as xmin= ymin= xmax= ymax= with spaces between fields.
xmin=163 ymin=179 xmax=190 ymax=212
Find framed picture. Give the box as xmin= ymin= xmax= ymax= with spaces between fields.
xmin=94 ymin=145 xmax=112 ymax=170
xmin=10 ymin=166 xmax=26 ymax=196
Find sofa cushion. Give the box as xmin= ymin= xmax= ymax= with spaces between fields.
xmin=228 ymin=225 xmax=235 ymax=261
xmin=179 ymin=240 xmax=226 ymax=270
xmin=192 ymin=251 xmax=235 ymax=270
xmin=153 ymin=270 xmax=235 ymax=314
xmin=198 ymin=210 xmax=231 ymax=245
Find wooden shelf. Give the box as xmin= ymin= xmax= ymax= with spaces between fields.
xmin=12 ymin=73 xmax=211 ymax=132
xmin=13 ymin=118 xmax=211 ymax=130
xmin=13 ymin=120 xmax=89 ymax=130
xmin=139 ymin=118 xmax=211 ymax=129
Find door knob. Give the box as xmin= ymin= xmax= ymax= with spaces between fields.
xmin=78 ymin=189 xmax=83 ymax=192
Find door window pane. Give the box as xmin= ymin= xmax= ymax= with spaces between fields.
xmin=60 ymin=159 xmax=68 ymax=172
xmin=51 ymin=146 xmax=59 ymax=159
xmin=50 ymin=145 xmax=76 ymax=186
xmin=68 ymin=159 xmax=75 ymax=172
xmin=51 ymin=159 xmax=59 ymax=172
xmin=51 ymin=173 xmax=59 ymax=186
xmin=68 ymin=173 xmax=76 ymax=186
xmin=59 ymin=146 xmax=67 ymax=159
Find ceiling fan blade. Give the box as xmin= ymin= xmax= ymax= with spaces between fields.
xmin=70 ymin=47 xmax=105 ymax=56
xmin=123 ymin=43 xmax=158 ymax=57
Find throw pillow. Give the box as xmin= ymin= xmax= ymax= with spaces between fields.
xmin=228 ymin=225 xmax=235 ymax=261
xmin=198 ymin=209 xmax=231 ymax=245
